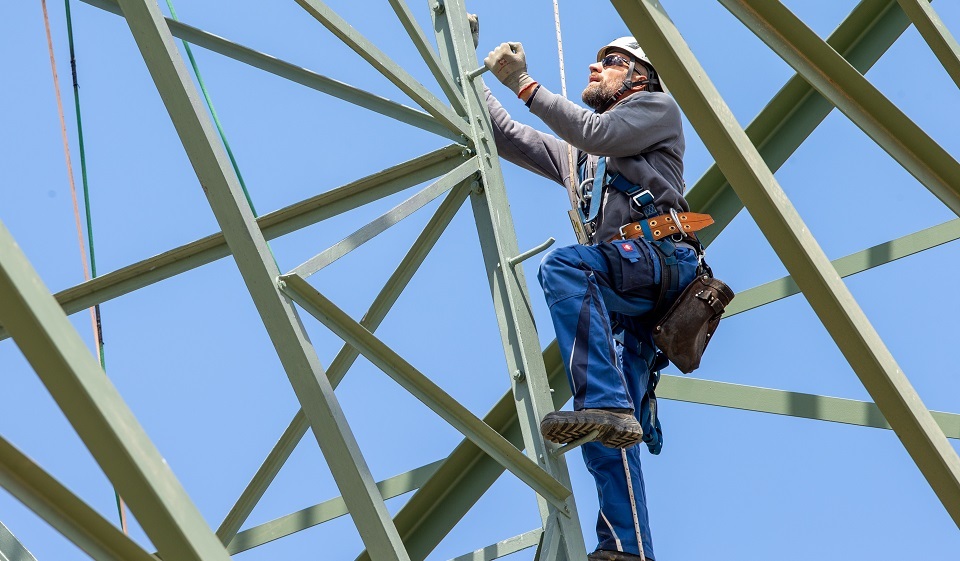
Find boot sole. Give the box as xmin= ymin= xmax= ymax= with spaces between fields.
xmin=540 ymin=411 xmax=642 ymax=449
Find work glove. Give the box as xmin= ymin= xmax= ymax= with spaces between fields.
xmin=484 ymin=42 xmax=535 ymax=96
xmin=468 ymin=13 xmax=479 ymax=48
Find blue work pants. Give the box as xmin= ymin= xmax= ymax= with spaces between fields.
xmin=538 ymin=239 xmax=698 ymax=559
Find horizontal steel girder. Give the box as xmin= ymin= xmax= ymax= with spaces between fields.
xmin=296 ymin=0 xmax=470 ymax=138
xmin=227 ymin=460 xmax=443 ymax=554
xmin=447 ymin=529 xmax=543 ymax=561
xmin=80 ymin=0 xmax=463 ymax=141
xmin=726 ymin=218 xmax=960 ymax=317
xmin=0 ymin=145 xmax=467 ymax=342
xmin=292 ymin=158 xmax=478 ymax=278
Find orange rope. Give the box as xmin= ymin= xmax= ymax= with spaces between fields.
xmin=40 ymin=0 xmax=96 ymax=341
xmin=40 ymin=0 xmax=128 ymax=534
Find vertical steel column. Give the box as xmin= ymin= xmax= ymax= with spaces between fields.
xmin=0 ymin=220 xmax=231 ymax=561
xmin=611 ymin=0 xmax=960 ymax=528
xmin=429 ymin=2 xmax=587 ymax=560
xmin=112 ymin=1 xmax=410 ymax=559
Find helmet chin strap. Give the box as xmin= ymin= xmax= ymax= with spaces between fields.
xmin=596 ymin=58 xmax=649 ymax=114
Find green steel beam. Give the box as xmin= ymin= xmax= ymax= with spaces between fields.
xmin=0 ymin=220 xmax=231 ymax=560
xmin=354 ymin=348 xmax=568 ymax=561
xmin=657 ymin=375 xmax=960 ymax=438
xmin=0 ymin=522 xmax=36 ymax=561
xmin=278 ymin=273 xmax=572 ymax=510
xmin=896 ymin=0 xmax=960 ymax=89
xmin=688 ymin=0 xmax=922 ymax=245
xmin=388 ymin=0 xmax=468 ymax=116
xmin=114 ymin=0 xmax=410 ymax=558
xmin=370 ymin=327 xmax=960 ymax=561
xmin=726 ymin=218 xmax=960 ymax=317
xmin=612 ymin=0 xmax=960 ymax=527
xmin=447 ymin=529 xmax=543 ymax=561
xmin=227 ymin=460 xmax=444 ymax=554
xmin=216 ymin=180 xmax=472 ymax=545
xmin=427 ymin=3 xmax=587 ymax=561
xmin=719 ymin=0 xmax=960 ymax=216
xmin=292 ymin=158 xmax=477 ymax=278
xmin=79 ymin=0 xmax=461 ymax=141
xmin=296 ymin=0 xmax=471 ymax=139
xmin=0 ymin=437 xmax=157 ymax=561
xmin=360 ymin=3 xmax=942 ymax=556
xmin=0 ymin=145 xmax=466 ymax=342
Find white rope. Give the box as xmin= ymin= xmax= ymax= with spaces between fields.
xmin=621 ymin=448 xmax=646 ymax=560
xmin=551 ymin=0 xmax=578 ymax=195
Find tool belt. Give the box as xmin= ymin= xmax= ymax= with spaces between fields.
xmin=608 ymin=211 xmax=714 ymax=243
xmin=607 ymin=208 xmax=733 ymax=374
xmin=652 ymin=274 xmax=734 ymax=374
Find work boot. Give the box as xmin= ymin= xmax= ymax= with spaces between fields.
xmin=587 ymin=550 xmax=646 ymax=561
xmin=540 ymin=409 xmax=642 ymax=448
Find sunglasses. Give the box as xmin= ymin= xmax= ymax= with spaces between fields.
xmin=600 ymin=54 xmax=632 ymax=68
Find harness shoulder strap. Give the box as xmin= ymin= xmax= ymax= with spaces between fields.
xmin=584 ymin=157 xmax=606 ymax=223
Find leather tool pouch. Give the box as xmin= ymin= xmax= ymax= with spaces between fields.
xmin=653 ymin=274 xmax=735 ymax=374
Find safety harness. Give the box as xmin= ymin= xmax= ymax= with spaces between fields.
xmin=577 ymin=157 xmax=691 ymax=316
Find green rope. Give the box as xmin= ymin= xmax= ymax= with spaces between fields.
xmin=164 ymin=0 xmax=259 ymax=216
xmin=162 ymin=1 xmax=280 ymax=267
xmin=64 ymin=0 xmax=121 ymax=527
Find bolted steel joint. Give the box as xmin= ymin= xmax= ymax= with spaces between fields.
xmin=513 ymin=369 xmax=526 ymax=382
xmin=432 ymin=1 xmax=445 ymax=14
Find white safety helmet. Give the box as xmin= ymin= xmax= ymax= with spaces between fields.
xmin=597 ymin=36 xmax=665 ymax=93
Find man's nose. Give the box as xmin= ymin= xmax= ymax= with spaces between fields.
xmin=588 ymin=61 xmax=602 ymax=73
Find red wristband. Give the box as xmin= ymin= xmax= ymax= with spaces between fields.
xmin=517 ymin=80 xmax=539 ymax=99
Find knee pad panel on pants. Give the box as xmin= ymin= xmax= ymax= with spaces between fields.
xmin=538 ymin=245 xmax=594 ymax=305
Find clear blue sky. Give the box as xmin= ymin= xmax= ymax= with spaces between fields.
xmin=2 ymin=1 xmax=959 ymax=559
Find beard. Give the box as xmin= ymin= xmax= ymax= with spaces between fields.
xmin=581 ymin=80 xmax=619 ymax=110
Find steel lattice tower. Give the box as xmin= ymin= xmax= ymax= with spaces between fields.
xmin=1 ymin=1 xmax=959 ymax=560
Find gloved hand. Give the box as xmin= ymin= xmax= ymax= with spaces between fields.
xmin=484 ymin=42 xmax=535 ymax=96
xmin=468 ymin=13 xmax=479 ymax=48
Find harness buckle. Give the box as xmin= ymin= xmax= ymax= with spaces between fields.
xmin=630 ymin=189 xmax=654 ymax=210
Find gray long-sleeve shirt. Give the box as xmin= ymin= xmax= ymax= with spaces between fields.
xmin=486 ymin=85 xmax=688 ymax=243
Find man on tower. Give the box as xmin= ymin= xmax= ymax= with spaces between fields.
xmin=480 ymin=24 xmax=717 ymax=561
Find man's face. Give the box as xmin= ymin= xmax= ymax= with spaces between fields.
xmin=581 ymin=51 xmax=640 ymax=110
